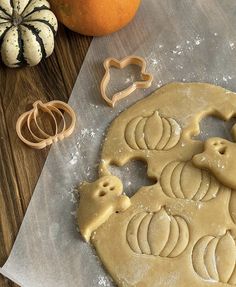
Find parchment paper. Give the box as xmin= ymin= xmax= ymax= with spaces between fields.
xmin=2 ymin=0 xmax=236 ymax=286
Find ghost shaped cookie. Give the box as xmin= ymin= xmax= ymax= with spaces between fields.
xmin=193 ymin=137 xmax=236 ymax=190
xmin=77 ymin=82 xmax=236 ymax=287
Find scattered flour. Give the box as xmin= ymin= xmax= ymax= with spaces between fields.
xmin=67 ymin=186 xmax=78 ymax=204
xmin=70 ymin=210 xmax=77 ymax=218
xmin=229 ymin=42 xmax=235 ymax=50
xmin=125 ymin=75 xmax=135 ymax=84
xmin=69 ymin=151 xmax=79 ymax=165
xmin=97 ymin=275 xmax=111 ymax=286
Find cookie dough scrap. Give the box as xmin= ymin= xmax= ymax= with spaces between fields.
xmin=77 ymin=82 xmax=236 ymax=287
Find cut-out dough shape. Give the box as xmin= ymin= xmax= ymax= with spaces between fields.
xmin=100 ymin=56 xmax=153 ymax=107
xmin=77 ymin=83 xmax=236 ymax=287
xmin=77 ymin=175 xmax=131 ymax=242
xmin=193 ymin=137 xmax=236 ymax=190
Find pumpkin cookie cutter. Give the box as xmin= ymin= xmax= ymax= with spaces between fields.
xmin=101 ymin=56 xmax=154 ymax=107
xmin=16 ymin=100 xmax=76 ymax=149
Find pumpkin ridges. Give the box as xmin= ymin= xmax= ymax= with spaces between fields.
xmin=170 ymin=161 xmax=185 ymax=199
xmin=22 ymin=0 xmax=50 ymax=17
xmin=0 ymin=16 xmax=10 ymax=21
xmin=204 ymin=237 xmax=219 ymax=281
xmin=0 ymin=0 xmax=13 ymax=15
xmin=125 ymin=117 xmax=143 ymax=150
xmin=163 ymin=118 xmax=181 ymax=150
xmin=9 ymin=0 xmax=14 ymax=9
xmin=215 ymin=232 xmax=236 ymax=283
xmin=0 ymin=6 xmax=11 ymax=18
xmin=24 ymin=9 xmax=58 ymax=33
xmin=0 ymin=23 xmax=12 ymax=41
xmin=126 ymin=212 xmax=146 ymax=254
xmin=16 ymin=26 xmax=27 ymax=66
xmin=155 ymin=118 xmax=171 ymax=150
xmin=1 ymin=26 xmax=21 ymax=67
xmin=24 ymin=20 xmax=54 ymax=57
xmin=144 ymin=111 xmax=163 ymax=150
xmin=135 ymin=117 xmax=148 ymax=149
xmin=192 ymin=236 xmax=214 ymax=280
xmin=0 ymin=20 xmax=10 ymax=24
xmin=160 ymin=215 xmax=179 ymax=257
xmin=19 ymin=24 xmax=42 ymax=65
xmin=137 ymin=213 xmax=152 ymax=255
xmin=22 ymin=23 xmax=47 ymax=60
xmin=0 ymin=10 xmax=11 ymax=21
xmin=24 ymin=18 xmax=56 ymax=35
xmin=14 ymin=0 xmax=32 ymax=15
xmin=22 ymin=5 xmax=50 ymax=18
xmin=160 ymin=161 xmax=180 ymax=198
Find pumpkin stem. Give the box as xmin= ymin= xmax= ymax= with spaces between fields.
xmin=12 ymin=10 xmax=23 ymax=26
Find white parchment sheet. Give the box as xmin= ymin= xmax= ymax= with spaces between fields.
xmin=2 ymin=0 xmax=236 ymax=286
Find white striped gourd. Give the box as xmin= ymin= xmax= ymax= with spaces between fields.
xmin=0 ymin=0 xmax=57 ymax=67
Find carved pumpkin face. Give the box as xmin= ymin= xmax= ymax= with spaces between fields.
xmin=78 ymin=82 xmax=236 ymax=287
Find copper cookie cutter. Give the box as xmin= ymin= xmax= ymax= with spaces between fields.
xmin=101 ymin=56 xmax=154 ymax=107
xmin=16 ymin=100 xmax=76 ymax=149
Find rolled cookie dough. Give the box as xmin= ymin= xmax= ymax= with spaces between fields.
xmin=78 ymin=82 xmax=236 ymax=287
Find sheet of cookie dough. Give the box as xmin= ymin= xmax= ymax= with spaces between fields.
xmin=78 ymin=82 xmax=236 ymax=287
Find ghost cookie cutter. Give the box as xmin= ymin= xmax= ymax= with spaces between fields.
xmin=100 ymin=56 xmax=154 ymax=108
xmin=16 ymin=100 xmax=76 ymax=149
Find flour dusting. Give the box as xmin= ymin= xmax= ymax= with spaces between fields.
xmin=97 ymin=275 xmax=112 ymax=286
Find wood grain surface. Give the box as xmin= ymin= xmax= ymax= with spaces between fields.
xmin=0 ymin=24 xmax=92 ymax=287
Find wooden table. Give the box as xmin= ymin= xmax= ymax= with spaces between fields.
xmin=0 ymin=24 xmax=92 ymax=287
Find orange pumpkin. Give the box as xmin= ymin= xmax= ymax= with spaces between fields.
xmin=49 ymin=0 xmax=141 ymax=36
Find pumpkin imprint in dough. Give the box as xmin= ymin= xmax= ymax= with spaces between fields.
xmin=125 ymin=110 xmax=181 ymax=151
xmin=192 ymin=231 xmax=236 ymax=284
xmin=126 ymin=207 xmax=189 ymax=257
xmin=160 ymin=161 xmax=229 ymax=201
xmin=77 ymin=83 xmax=236 ymax=287
xmin=193 ymin=137 xmax=236 ymax=190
